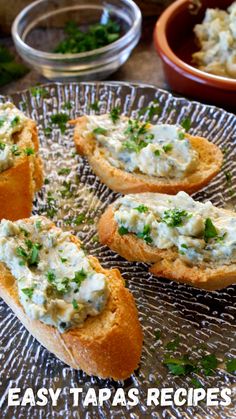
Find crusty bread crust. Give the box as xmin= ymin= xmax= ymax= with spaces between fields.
xmin=0 ymin=119 xmax=43 ymax=221
xmin=0 ymin=221 xmax=142 ymax=380
xmin=71 ymin=116 xmax=223 ymax=194
xmin=98 ymin=206 xmax=236 ymax=291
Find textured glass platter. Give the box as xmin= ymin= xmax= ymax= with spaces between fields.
xmin=0 ymin=82 xmax=235 ymax=418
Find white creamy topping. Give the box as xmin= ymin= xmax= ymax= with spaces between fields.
xmin=0 ymin=217 xmax=109 ymax=332
xmin=85 ymin=115 xmax=199 ymax=179
xmin=193 ymin=2 xmax=236 ymax=78
xmin=0 ymin=102 xmax=27 ymax=173
xmin=114 ymin=192 xmax=236 ymax=265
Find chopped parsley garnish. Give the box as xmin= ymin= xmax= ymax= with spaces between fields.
xmin=11 ymin=116 xmax=20 ymax=127
xmin=0 ymin=44 xmax=28 ymax=86
xmin=154 ymin=149 xmax=161 ymax=157
xmin=123 ymin=120 xmax=151 ymax=153
xmin=62 ymin=101 xmax=72 ymax=110
xmin=60 ymin=257 xmax=68 ymax=263
xmin=155 ymin=330 xmax=161 ymax=340
xmin=50 ymin=113 xmax=69 ymax=134
xmin=11 ymin=145 xmax=21 ymax=156
xmin=204 ymin=218 xmax=218 ymax=242
xmin=44 ymin=178 xmax=50 ymax=185
xmin=110 ymin=107 xmax=121 ymax=123
xmin=137 ymin=224 xmax=152 ymax=244
xmin=16 ymin=240 xmax=42 ymax=267
xmin=135 ymin=204 xmax=149 ymax=213
xmin=19 ymin=227 xmax=29 ymax=237
xmin=47 ymin=270 xmax=56 ymax=283
xmin=226 ymin=358 xmax=236 ymax=373
xmin=161 ymin=208 xmax=190 ymax=227
xmin=181 ymin=117 xmax=191 ymax=132
xmin=73 ymin=269 xmax=87 ymax=286
xmin=190 ymin=378 xmax=202 ymax=388
xmin=118 ymin=226 xmax=129 ymax=235
xmin=165 ymin=336 xmax=180 ymax=351
xmin=58 ymin=168 xmax=71 ymax=175
xmin=93 ymin=127 xmax=107 ymax=135
xmin=53 ymin=19 xmax=121 ymax=54
xmin=35 ymin=220 xmax=42 ymax=230
xmin=72 ymin=299 xmax=79 ymax=310
xmin=178 ymin=131 xmax=185 ymax=140
xmin=138 ymin=99 xmax=161 ymax=121
xmin=163 ymin=355 xmax=196 ymax=376
xmin=0 ymin=117 xmax=6 ymax=128
xmin=90 ymin=101 xmax=100 ymax=112
xmin=30 ymin=86 xmax=49 ymax=98
xmin=0 ymin=142 xmax=6 ymax=150
xmin=163 ymin=144 xmax=173 ymax=153
xmin=200 ymin=354 xmax=218 ymax=376
xmin=21 ymin=287 xmax=34 ymax=299
xmin=74 ymin=214 xmax=86 ymax=225
xmin=24 ymin=147 xmax=34 ymax=156
xmin=60 ymin=181 xmax=73 ymax=198
xmin=181 ymin=243 xmax=188 ymax=249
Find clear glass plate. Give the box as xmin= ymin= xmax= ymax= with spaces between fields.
xmin=0 ymin=82 xmax=235 ymax=418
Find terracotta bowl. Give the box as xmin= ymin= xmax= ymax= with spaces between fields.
xmin=154 ymin=0 xmax=236 ymax=110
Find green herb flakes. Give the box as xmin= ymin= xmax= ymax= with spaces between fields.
xmin=50 ymin=113 xmax=69 ymax=134
xmin=72 ymin=299 xmax=79 ymax=310
xmin=163 ymin=144 xmax=173 ymax=153
xmin=135 ymin=205 xmax=148 ymax=213
xmin=110 ymin=107 xmax=121 ymax=123
xmin=181 ymin=117 xmax=191 ymax=132
xmin=118 ymin=226 xmax=129 ymax=235
xmin=93 ymin=127 xmax=107 ymax=135
xmin=162 ymin=208 xmax=190 ymax=227
xmin=21 ymin=287 xmax=34 ymax=299
xmin=204 ymin=218 xmax=218 ymax=242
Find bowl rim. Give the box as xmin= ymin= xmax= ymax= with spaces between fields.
xmin=154 ymin=0 xmax=236 ymax=89
xmin=12 ymin=0 xmax=142 ymax=61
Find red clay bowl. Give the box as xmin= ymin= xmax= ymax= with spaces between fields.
xmin=154 ymin=0 xmax=236 ymax=110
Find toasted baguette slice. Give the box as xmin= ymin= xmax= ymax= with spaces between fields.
xmin=0 ymin=119 xmax=43 ymax=221
xmin=98 ymin=203 xmax=236 ymax=291
xmin=0 ymin=219 xmax=142 ymax=380
xmin=71 ymin=115 xmax=223 ymax=194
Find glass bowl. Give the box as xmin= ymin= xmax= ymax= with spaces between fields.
xmin=12 ymin=0 xmax=141 ymax=81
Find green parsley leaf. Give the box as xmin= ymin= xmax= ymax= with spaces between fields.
xmin=165 ymin=336 xmax=180 ymax=351
xmin=21 ymin=287 xmax=34 ymax=299
xmin=226 ymin=358 xmax=236 ymax=374
xmin=163 ymin=144 xmax=173 ymax=153
xmin=72 ymin=299 xmax=79 ymax=310
xmin=163 ymin=355 xmax=196 ymax=376
xmin=93 ymin=127 xmax=107 ymax=135
xmin=155 ymin=330 xmax=161 ymax=340
xmin=110 ymin=107 xmax=121 ymax=123
xmin=11 ymin=145 xmax=21 ymax=156
xmin=16 ymin=246 xmax=28 ymax=259
xmin=178 ymin=131 xmax=185 ymax=140
xmin=50 ymin=113 xmax=69 ymax=134
xmin=0 ymin=142 xmax=6 ymax=150
xmin=58 ymin=168 xmax=71 ymax=175
xmin=90 ymin=101 xmax=100 ymax=112
xmin=181 ymin=117 xmax=191 ymax=132
xmin=191 ymin=378 xmax=202 ymax=388
xmin=35 ymin=220 xmax=42 ymax=230
xmin=162 ymin=208 xmax=190 ymax=227
xmin=44 ymin=178 xmax=50 ymax=185
xmin=74 ymin=214 xmax=86 ymax=225
xmin=73 ymin=269 xmax=87 ymax=286
xmin=118 ymin=226 xmax=129 ymax=235
xmin=200 ymin=354 xmax=218 ymax=376
xmin=47 ymin=270 xmax=56 ymax=283
xmin=181 ymin=243 xmax=188 ymax=249
xmin=137 ymin=224 xmax=153 ymax=244
xmin=60 ymin=257 xmax=68 ymax=263
xmin=11 ymin=116 xmax=20 ymax=127
xmin=204 ymin=218 xmax=218 ymax=242
xmin=30 ymin=86 xmax=49 ymax=98
xmin=0 ymin=117 xmax=6 ymax=128
xmin=24 ymin=147 xmax=34 ymax=156
xmin=154 ymin=149 xmax=161 ymax=157
xmin=135 ymin=205 xmax=148 ymax=213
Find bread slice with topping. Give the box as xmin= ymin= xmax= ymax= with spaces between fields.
xmin=0 ymin=216 xmax=142 ymax=380
xmin=71 ymin=114 xmax=223 ymax=194
xmin=98 ymin=192 xmax=236 ymax=290
xmin=0 ymin=103 xmax=43 ymax=221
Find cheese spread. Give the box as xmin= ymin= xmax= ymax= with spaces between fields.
xmin=0 ymin=102 xmax=28 ymax=173
xmin=193 ymin=2 xmax=236 ymax=78
xmin=0 ymin=217 xmax=109 ymax=332
xmin=85 ymin=115 xmax=199 ymax=179
xmin=114 ymin=192 xmax=236 ymax=265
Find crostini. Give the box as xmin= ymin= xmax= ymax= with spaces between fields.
xmin=98 ymin=191 xmax=236 ymax=290
xmin=0 ymin=102 xmax=43 ymax=221
xmin=71 ymin=113 xmax=222 ymax=194
xmin=0 ymin=216 xmax=142 ymax=380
